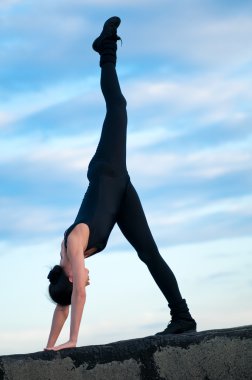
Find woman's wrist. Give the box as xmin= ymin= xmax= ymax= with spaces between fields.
xmin=69 ymin=337 xmax=77 ymax=345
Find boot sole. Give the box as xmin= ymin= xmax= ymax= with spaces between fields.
xmin=180 ymin=329 xmax=197 ymax=334
xmin=155 ymin=328 xmax=197 ymax=336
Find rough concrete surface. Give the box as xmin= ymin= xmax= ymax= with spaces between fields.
xmin=0 ymin=325 xmax=251 ymax=380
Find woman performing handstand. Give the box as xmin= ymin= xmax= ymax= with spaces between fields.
xmin=46 ymin=17 xmax=197 ymax=351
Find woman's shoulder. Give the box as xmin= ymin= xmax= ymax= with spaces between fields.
xmin=66 ymin=223 xmax=90 ymax=249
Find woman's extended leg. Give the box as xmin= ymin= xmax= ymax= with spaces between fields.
xmin=88 ymin=20 xmax=128 ymax=180
xmin=117 ymin=181 xmax=197 ymax=334
xmin=93 ymin=62 xmax=127 ymax=170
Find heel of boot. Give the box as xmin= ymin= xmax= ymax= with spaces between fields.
xmin=182 ymin=329 xmax=197 ymax=334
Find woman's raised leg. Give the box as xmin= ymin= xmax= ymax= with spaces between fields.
xmin=88 ymin=18 xmax=128 ymax=179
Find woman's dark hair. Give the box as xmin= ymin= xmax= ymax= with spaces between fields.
xmin=47 ymin=265 xmax=73 ymax=306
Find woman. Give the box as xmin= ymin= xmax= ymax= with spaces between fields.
xmin=45 ymin=17 xmax=197 ymax=351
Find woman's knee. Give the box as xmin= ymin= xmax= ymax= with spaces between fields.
xmin=119 ymin=94 xmax=127 ymax=108
xmin=137 ymin=248 xmax=158 ymax=265
xmin=107 ymin=94 xmax=127 ymax=109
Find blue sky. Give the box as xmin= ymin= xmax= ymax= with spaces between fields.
xmin=0 ymin=0 xmax=252 ymax=355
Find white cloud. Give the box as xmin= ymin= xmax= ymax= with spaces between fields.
xmin=0 ymin=196 xmax=73 ymax=235
xmin=127 ymin=126 xmax=180 ymax=149
xmin=0 ymin=0 xmax=22 ymax=9
xmin=185 ymin=149 xmax=252 ymax=179
xmin=150 ymin=194 xmax=252 ymax=227
xmin=127 ymin=7 xmax=252 ymax=69
xmin=199 ymin=110 xmax=249 ymax=126
xmin=128 ymin=136 xmax=252 ymax=185
xmin=1 ymin=77 xmax=99 ymax=126
xmin=0 ymin=111 xmax=13 ymax=127
xmin=125 ymin=75 xmax=252 ymax=117
xmin=0 ymin=133 xmax=95 ymax=175
xmin=186 ymin=16 xmax=252 ymax=67
xmin=27 ymin=140 xmax=94 ymax=172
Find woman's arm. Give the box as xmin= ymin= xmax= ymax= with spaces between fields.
xmin=45 ymin=304 xmax=69 ymax=349
xmin=50 ymin=226 xmax=89 ymax=351
xmin=68 ymin=249 xmax=88 ymax=346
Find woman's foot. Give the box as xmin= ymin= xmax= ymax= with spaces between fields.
xmin=155 ymin=317 xmax=197 ymax=335
xmin=92 ymin=16 xmax=121 ymax=53
xmin=155 ymin=298 xmax=197 ymax=335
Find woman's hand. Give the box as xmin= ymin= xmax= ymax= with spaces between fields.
xmin=45 ymin=304 xmax=70 ymax=351
xmin=44 ymin=340 xmax=76 ymax=351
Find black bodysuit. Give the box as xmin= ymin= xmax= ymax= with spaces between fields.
xmin=63 ymin=62 xmax=183 ymax=307
xmin=64 ymin=172 xmax=130 ymax=254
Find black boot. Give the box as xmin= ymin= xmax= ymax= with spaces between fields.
xmin=92 ymin=16 xmax=121 ymax=52
xmin=92 ymin=16 xmax=121 ymax=67
xmin=155 ymin=298 xmax=197 ymax=335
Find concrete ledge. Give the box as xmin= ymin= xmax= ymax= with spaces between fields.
xmin=1 ymin=325 xmax=252 ymax=380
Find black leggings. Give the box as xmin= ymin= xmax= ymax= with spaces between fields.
xmin=86 ymin=62 xmax=183 ymax=306
xmin=64 ymin=62 xmax=184 ymax=307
